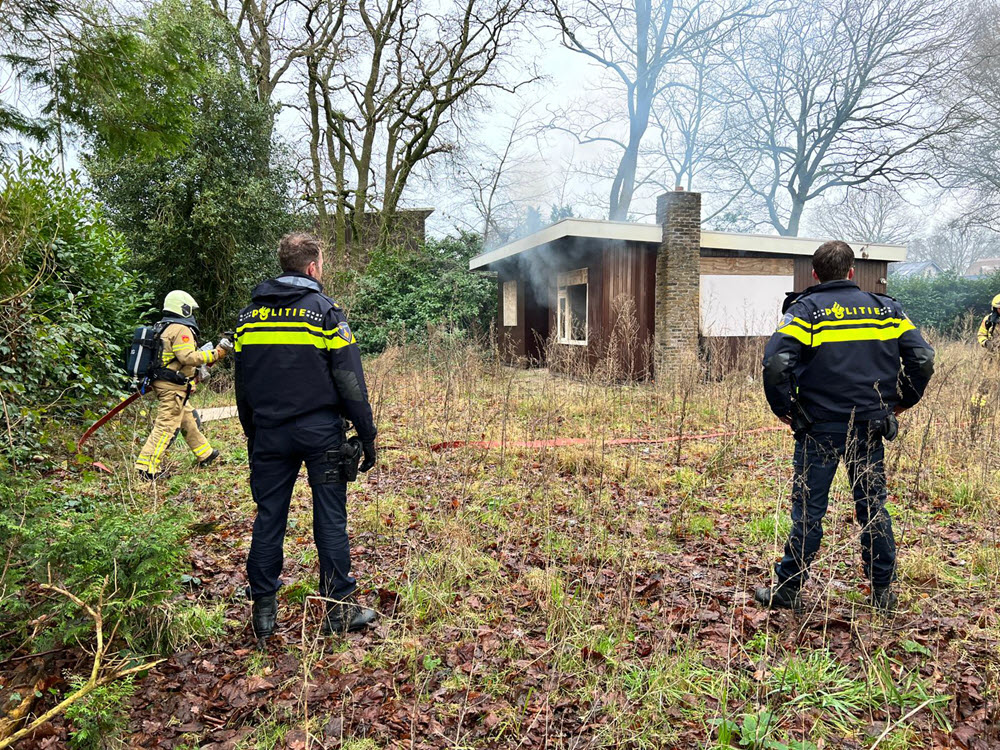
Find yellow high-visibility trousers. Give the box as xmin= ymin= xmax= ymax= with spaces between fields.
xmin=135 ymin=382 xmax=213 ymax=474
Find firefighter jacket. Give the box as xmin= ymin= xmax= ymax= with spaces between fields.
xmin=762 ymin=280 xmax=935 ymax=422
xmin=157 ymin=318 xmax=223 ymax=386
xmin=978 ymin=311 xmax=999 ymax=348
xmin=233 ymin=272 xmax=376 ymax=443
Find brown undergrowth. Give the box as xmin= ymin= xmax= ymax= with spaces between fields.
xmin=3 ymin=337 xmax=1000 ymax=748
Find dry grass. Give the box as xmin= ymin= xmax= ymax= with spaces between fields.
xmin=71 ymin=335 xmax=1000 ymax=747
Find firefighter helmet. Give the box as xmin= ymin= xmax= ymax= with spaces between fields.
xmin=163 ymin=290 xmax=199 ymax=318
xmin=993 ymin=293 xmax=1000 ymax=309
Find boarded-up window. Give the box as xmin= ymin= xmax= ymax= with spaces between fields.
xmin=557 ymin=268 xmax=588 ymax=344
xmin=502 ymin=280 xmax=517 ymax=326
xmin=700 ymin=274 xmax=793 ymax=336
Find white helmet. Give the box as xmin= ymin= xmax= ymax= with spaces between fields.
xmin=163 ymin=290 xmax=199 ymax=318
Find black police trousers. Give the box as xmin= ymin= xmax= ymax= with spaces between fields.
xmin=775 ymin=421 xmax=896 ymax=589
xmin=246 ymin=409 xmax=357 ymax=602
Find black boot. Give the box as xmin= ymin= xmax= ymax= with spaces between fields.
xmin=754 ymin=582 xmax=803 ymax=613
xmin=322 ymin=595 xmax=377 ymax=636
xmin=870 ymin=586 xmax=897 ymax=616
xmin=252 ymin=594 xmax=278 ymax=644
xmin=198 ymin=449 xmax=220 ymax=468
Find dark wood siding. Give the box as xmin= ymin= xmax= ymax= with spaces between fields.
xmin=599 ymin=241 xmax=656 ymax=379
xmin=794 ymin=257 xmax=887 ymax=294
xmin=496 ymin=271 xmax=549 ymax=366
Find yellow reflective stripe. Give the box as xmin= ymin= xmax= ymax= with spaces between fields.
xmin=193 ymin=442 xmax=213 ymax=458
xmin=777 ymin=324 xmax=811 ymax=345
xmin=237 ymin=330 xmax=327 ymax=349
xmin=173 ymin=342 xmax=196 ymax=351
xmin=238 ymin=320 xmax=328 ymax=335
xmin=328 ymin=333 xmax=356 ymax=349
xmin=237 ymin=326 xmax=356 ymax=350
xmin=147 ymin=429 xmax=172 ymax=472
xmin=812 ymin=317 xmax=911 ymax=330
xmin=810 ymin=326 xmax=910 ymax=346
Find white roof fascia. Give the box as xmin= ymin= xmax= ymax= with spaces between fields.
xmin=468 ymin=219 xmax=907 ymax=270
xmin=700 ymin=230 xmax=907 ymax=262
xmin=468 ymin=219 xmax=659 ymax=270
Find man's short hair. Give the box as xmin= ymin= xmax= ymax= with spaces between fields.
xmin=278 ymin=232 xmax=322 ymax=273
xmin=813 ymin=241 xmax=855 ymax=282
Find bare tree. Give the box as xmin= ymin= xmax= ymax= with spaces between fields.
xmin=304 ymin=0 xmax=535 ymax=256
xmin=207 ymin=0 xmax=344 ymax=113
xmin=447 ymin=106 xmax=553 ymax=247
xmin=640 ymin=41 xmax=746 ymax=224
xmin=722 ymin=0 xmax=964 ymax=236
xmin=933 ymin=2 xmax=1000 ymax=231
xmin=809 ymin=186 xmax=913 ymax=244
xmin=547 ymin=0 xmax=770 ymax=221
xmin=909 ymin=220 xmax=1000 ymax=273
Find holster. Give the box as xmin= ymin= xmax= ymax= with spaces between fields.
xmin=790 ymin=400 xmax=813 ymax=439
xmin=322 ymin=436 xmax=364 ymax=484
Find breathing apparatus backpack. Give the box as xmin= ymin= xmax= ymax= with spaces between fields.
xmin=124 ymin=322 xmax=167 ymax=391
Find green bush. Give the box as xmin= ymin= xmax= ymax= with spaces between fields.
xmin=65 ymin=675 xmax=137 ymax=750
xmin=889 ymin=271 xmax=1000 ymax=336
xmin=0 ymin=479 xmax=192 ymax=655
xmin=0 ymin=154 xmax=148 ymax=459
xmin=346 ymin=233 xmax=496 ymax=354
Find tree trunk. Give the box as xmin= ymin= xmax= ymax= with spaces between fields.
xmin=306 ymin=56 xmax=329 ymax=240
xmin=783 ymin=199 xmax=805 ymax=237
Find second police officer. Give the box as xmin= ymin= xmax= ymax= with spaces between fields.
xmin=756 ymin=241 xmax=935 ymax=615
xmin=234 ymin=233 xmax=378 ymax=643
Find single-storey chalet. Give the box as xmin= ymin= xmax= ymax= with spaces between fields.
xmin=468 ymin=190 xmax=906 ymax=380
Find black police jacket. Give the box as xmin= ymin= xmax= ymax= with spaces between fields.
xmin=762 ymin=279 xmax=935 ymax=422
xmin=234 ymin=272 xmax=376 ymax=442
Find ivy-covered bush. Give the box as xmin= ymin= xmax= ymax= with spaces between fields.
xmin=346 ymin=233 xmax=497 ymax=354
xmin=0 ymin=154 xmax=148 ymax=459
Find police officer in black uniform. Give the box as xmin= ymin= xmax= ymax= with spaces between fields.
xmin=234 ymin=232 xmax=378 ymax=642
xmin=756 ymin=241 xmax=934 ymax=615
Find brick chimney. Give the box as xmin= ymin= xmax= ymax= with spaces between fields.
xmin=654 ymin=189 xmax=702 ymax=381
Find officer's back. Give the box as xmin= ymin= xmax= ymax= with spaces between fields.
xmin=234 ymin=232 xmax=377 ymax=644
xmin=756 ymin=241 xmax=934 ymax=616
xmin=765 ymin=271 xmax=934 ymax=423
xmin=234 ymin=271 xmax=374 ymax=439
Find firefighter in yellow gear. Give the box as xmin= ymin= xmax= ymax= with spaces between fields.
xmin=135 ymin=291 xmax=234 ymax=480
xmin=977 ymin=293 xmax=1000 ymax=348
xmin=971 ymin=293 xmax=1000 ymax=434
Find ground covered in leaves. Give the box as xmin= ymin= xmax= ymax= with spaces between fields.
xmin=5 ymin=342 xmax=1000 ymax=748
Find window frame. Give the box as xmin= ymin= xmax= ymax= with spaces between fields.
xmin=556 ymin=268 xmax=588 ymax=346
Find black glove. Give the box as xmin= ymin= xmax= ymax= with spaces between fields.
xmin=360 ymin=440 xmax=377 ymax=472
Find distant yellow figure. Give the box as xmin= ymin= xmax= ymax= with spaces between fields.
xmin=135 ymin=290 xmax=233 ymax=479
xmin=971 ymin=294 xmax=1000 ymax=428
xmin=977 ymin=294 xmax=1000 ymax=348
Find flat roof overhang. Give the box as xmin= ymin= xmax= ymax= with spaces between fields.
xmin=468 ymin=217 xmax=907 ymax=270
